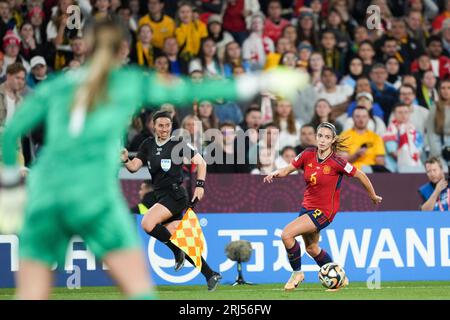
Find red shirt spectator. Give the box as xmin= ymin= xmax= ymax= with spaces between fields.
xmin=263 ymin=0 xmax=290 ymax=43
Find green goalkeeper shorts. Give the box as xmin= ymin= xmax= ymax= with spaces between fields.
xmin=19 ymin=187 xmax=140 ymax=268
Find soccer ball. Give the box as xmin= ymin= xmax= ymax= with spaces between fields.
xmin=318 ymin=262 xmax=346 ymax=289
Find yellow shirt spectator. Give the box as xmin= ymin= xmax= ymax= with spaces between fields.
xmin=138 ymin=15 xmax=175 ymax=49
xmin=175 ymin=20 xmax=208 ymax=60
xmin=341 ymin=128 xmax=386 ymax=169
xmin=264 ymin=52 xmax=281 ymax=70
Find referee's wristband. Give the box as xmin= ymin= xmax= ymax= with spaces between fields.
xmin=196 ymin=180 xmax=205 ymax=188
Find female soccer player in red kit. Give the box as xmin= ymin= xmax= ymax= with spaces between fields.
xmin=264 ymin=122 xmax=382 ymax=290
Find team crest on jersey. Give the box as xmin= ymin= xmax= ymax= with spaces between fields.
xmin=161 ymin=159 xmax=171 ymax=172
xmin=323 ymin=165 xmax=331 ymax=174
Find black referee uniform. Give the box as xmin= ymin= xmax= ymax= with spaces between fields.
xmin=135 ymin=134 xmax=222 ymax=290
xmin=136 ymin=135 xmax=195 ymax=221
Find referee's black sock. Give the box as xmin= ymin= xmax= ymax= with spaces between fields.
xmin=148 ymin=224 xmax=214 ymax=280
xmin=147 ymin=224 xmax=181 ymax=257
xmin=184 ymin=255 xmax=214 ymax=280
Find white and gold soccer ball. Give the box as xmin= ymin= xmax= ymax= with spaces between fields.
xmin=318 ymin=262 xmax=347 ymax=290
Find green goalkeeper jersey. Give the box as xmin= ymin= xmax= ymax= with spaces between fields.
xmin=1 ymin=66 xmax=238 ymax=185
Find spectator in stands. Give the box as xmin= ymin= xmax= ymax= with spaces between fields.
xmin=377 ymin=36 xmax=403 ymax=69
xmin=263 ymin=0 xmax=290 ymax=44
xmin=175 ymin=2 xmax=208 ymax=61
xmin=419 ymin=156 xmax=449 ymax=211
xmin=223 ymin=41 xmax=250 ymax=78
xmin=385 ymin=56 xmax=402 ymax=89
xmin=47 ymin=0 xmax=81 ymax=70
xmin=405 ymin=9 xmax=429 ymax=51
xmin=442 ymin=18 xmax=450 ymax=56
xmin=28 ymin=6 xmax=47 ymax=47
xmin=26 ymin=56 xmax=48 ymax=89
xmin=207 ymin=14 xmax=234 ymax=63
xmin=128 ymin=0 xmax=140 ymax=32
xmin=153 ymin=54 xmax=170 ymax=76
xmin=251 ymin=144 xmax=277 ymax=175
xmin=67 ymin=36 xmax=87 ymax=67
xmin=189 ymin=37 xmax=223 ymax=78
xmin=425 ymin=35 xmax=450 ymax=79
xmin=242 ymin=13 xmax=275 ymax=70
xmin=222 ymin=0 xmax=259 ymax=46
xmin=249 ymin=122 xmax=279 ymax=171
xmin=316 ymin=67 xmax=352 ymax=117
xmin=384 ymin=102 xmax=424 ymax=172
xmin=275 ymin=145 xmax=298 ymax=172
xmin=0 ymin=62 xmax=25 ymax=135
xmin=0 ymin=0 xmax=17 ymax=41
xmin=279 ymin=51 xmax=298 ymax=69
xmin=370 ymin=63 xmax=399 ymax=124
xmin=240 ymin=105 xmax=262 ymax=132
xmin=339 ymin=56 xmax=364 ymax=92
xmin=426 ymin=79 xmax=450 ymax=161
xmin=391 ymin=84 xmax=429 ymax=136
xmin=138 ymin=0 xmax=175 ymax=50
xmin=357 ymin=40 xmax=376 ymax=75
xmin=295 ymin=123 xmax=316 ymax=154
xmin=2 ymin=30 xmax=30 ymax=76
xmin=347 ymin=25 xmax=370 ymax=61
xmin=431 ymin=0 xmax=450 ymax=33
xmin=308 ymin=51 xmax=325 ymax=89
xmin=319 ymin=29 xmax=345 ymax=76
xmin=417 ymin=69 xmax=439 ymax=110
xmin=325 ymin=8 xmax=351 ymax=52
xmin=160 ymin=103 xmax=180 ymax=131
xmin=163 ymin=36 xmax=188 ymax=76
xmin=131 ymin=23 xmax=156 ymax=68
xmin=117 ymin=4 xmax=137 ymax=34
xmin=273 ymin=98 xmax=301 ymax=150
xmin=296 ymin=9 xmax=319 ymax=49
xmin=282 ymin=24 xmax=298 ymax=49
xmin=129 ymin=180 xmax=156 ymax=215
xmin=180 ymin=114 xmax=202 ymax=152
xmin=264 ymin=36 xmax=293 ymax=70
xmin=206 ymin=121 xmax=240 ymax=173
xmin=127 ymin=114 xmax=154 ymax=152
xmin=389 ymin=18 xmax=425 ymax=71
xmin=343 ymin=91 xmax=386 ymax=136
xmin=341 ymin=106 xmax=386 ymax=171
xmin=92 ymin=0 xmax=113 ymax=20
xmin=19 ymin=22 xmax=44 ymax=62
xmin=195 ymin=99 xmax=219 ymax=133
xmin=310 ymin=98 xmax=343 ymax=135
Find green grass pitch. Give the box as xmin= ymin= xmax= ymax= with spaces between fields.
xmin=1 ymin=281 xmax=450 ymax=300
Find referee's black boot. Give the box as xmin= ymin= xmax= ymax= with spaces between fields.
xmin=174 ymin=250 xmax=185 ymax=272
xmin=207 ymin=272 xmax=222 ymax=292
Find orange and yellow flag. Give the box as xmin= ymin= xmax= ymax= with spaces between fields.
xmin=170 ymin=208 xmax=206 ymax=269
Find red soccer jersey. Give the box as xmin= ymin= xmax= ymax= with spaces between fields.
xmin=291 ymin=147 xmax=357 ymax=222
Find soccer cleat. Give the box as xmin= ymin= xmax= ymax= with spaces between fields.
xmin=284 ymin=271 xmax=305 ymax=291
xmin=207 ymin=272 xmax=222 ymax=292
xmin=174 ymin=250 xmax=185 ymax=272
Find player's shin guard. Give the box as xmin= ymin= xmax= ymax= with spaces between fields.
xmin=184 ymin=255 xmax=214 ymax=280
xmin=147 ymin=224 xmax=181 ymax=256
xmin=313 ymin=249 xmax=333 ymax=267
xmin=286 ymin=240 xmax=302 ymax=271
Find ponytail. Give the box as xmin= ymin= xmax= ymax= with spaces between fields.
xmin=69 ymin=20 xmax=124 ymax=135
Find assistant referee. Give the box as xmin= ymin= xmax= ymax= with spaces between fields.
xmin=121 ymin=110 xmax=222 ymax=291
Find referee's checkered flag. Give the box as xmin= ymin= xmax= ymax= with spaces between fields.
xmin=170 ymin=200 xmax=205 ymax=269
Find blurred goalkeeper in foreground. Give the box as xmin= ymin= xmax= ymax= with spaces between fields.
xmin=0 ymin=19 xmax=308 ymax=299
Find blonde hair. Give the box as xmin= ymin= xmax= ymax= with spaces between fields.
xmin=71 ymin=20 xmax=124 ymax=114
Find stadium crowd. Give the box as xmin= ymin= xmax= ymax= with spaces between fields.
xmin=0 ymin=0 xmax=449 ymax=173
